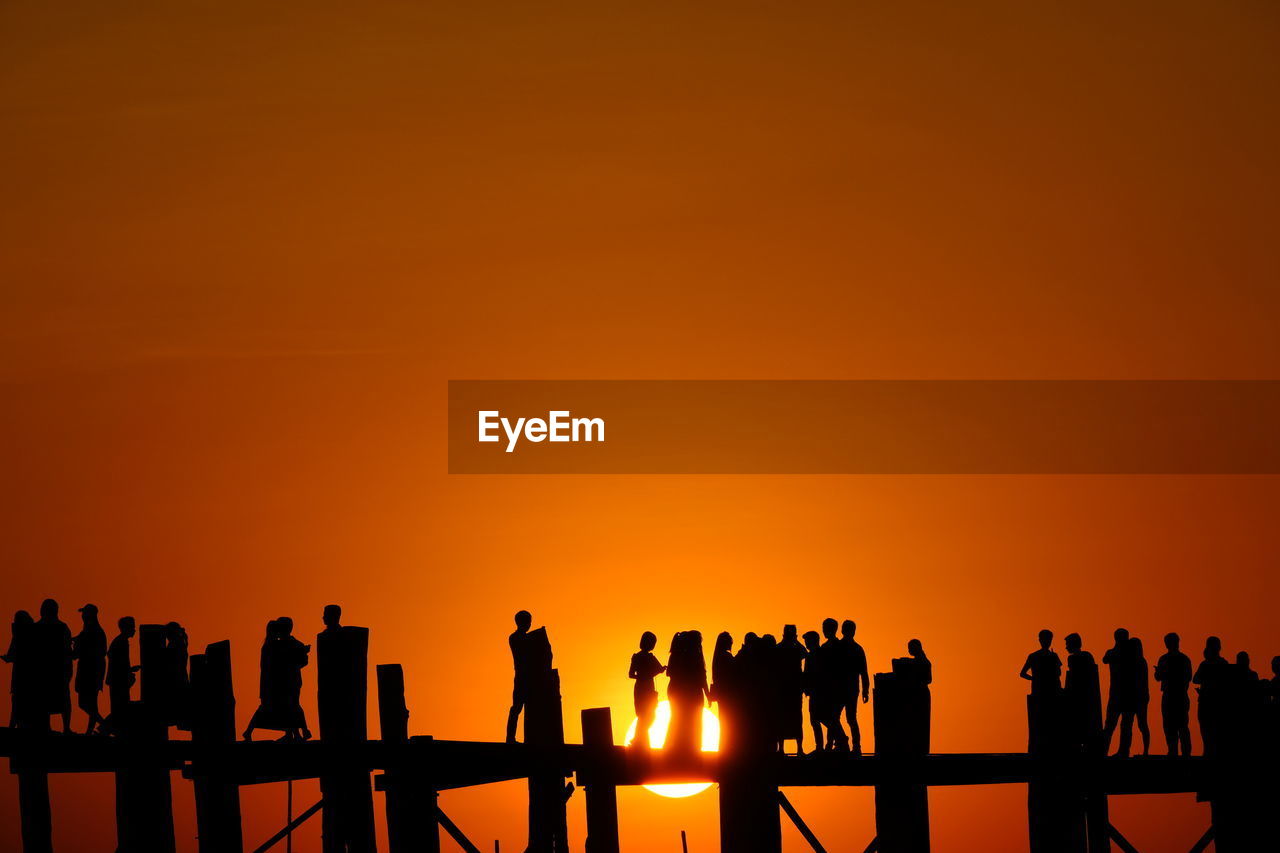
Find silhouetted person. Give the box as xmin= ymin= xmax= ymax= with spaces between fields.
xmin=776 ymin=625 xmax=806 ymax=755
xmin=1193 ymin=636 xmax=1230 ymax=756
xmin=71 ymin=604 xmax=107 ymax=735
xmin=32 ymin=599 xmax=73 ymax=733
xmin=1063 ymin=633 xmax=1102 ymax=754
xmin=244 ymin=618 xmax=312 ymax=741
xmin=1102 ymin=629 xmax=1136 ymax=757
xmin=629 ymin=631 xmax=665 ymax=749
xmin=105 ymin=616 xmax=138 ymax=724
xmin=1020 ymin=629 xmax=1062 ymax=696
xmin=898 ymin=639 xmax=932 ymax=686
xmin=802 ymin=630 xmax=829 ymax=754
xmin=3 ymin=611 xmax=34 ymax=728
xmin=665 ymin=630 xmax=710 ymax=760
xmin=506 ymin=610 xmax=533 ymax=743
xmin=160 ymin=621 xmax=193 ymax=730
xmin=710 ymin=631 xmax=736 ymax=752
xmin=1131 ymin=637 xmax=1151 ymax=755
xmin=1154 ymin=632 xmax=1192 ymax=756
xmin=818 ymin=618 xmax=850 ymax=751
xmin=839 ymin=620 xmax=870 ymax=755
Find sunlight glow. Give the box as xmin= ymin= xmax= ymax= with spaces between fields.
xmin=624 ymin=700 xmax=719 ymax=798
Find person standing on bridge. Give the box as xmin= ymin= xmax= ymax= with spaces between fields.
xmin=2 ymin=610 xmax=35 ymax=728
xmin=1020 ymin=629 xmax=1062 ymax=696
xmin=802 ymin=630 xmax=830 ymax=754
xmin=71 ymin=604 xmax=107 ymax=736
xmin=506 ymin=609 xmax=534 ymax=743
xmin=629 ymin=631 xmax=665 ymax=749
xmin=105 ymin=616 xmax=138 ymax=725
xmin=1102 ymin=628 xmax=1137 ymax=757
xmin=665 ymin=630 xmax=710 ymax=760
xmin=839 ymin=620 xmax=871 ymax=756
xmin=1155 ymin=632 xmax=1193 ymax=756
xmin=1193 ymin=636 xmax=1230 ymax=756
xmin=817 ymin=619 xmax=850 ymax=751
xmin=1063 ymin=633 xmax=1102 ymax=755
xmin=775 ymin=625 xmax=807 ymax=756
xmin=32 ymin=599 xmax=73 ymax=734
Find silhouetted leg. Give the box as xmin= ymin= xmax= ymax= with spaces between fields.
xmin=1178 ymin=724 xmax=1191 ymax=757
xmin=1101 ymin=698 xmax=1120 ymax=754
xmin=1116 ymin=711 xmax=1133 ymax=758
xmin=1135 ymin=701 xmax=1149 ymax=755
xmin=506 ymin=690 xmax=525 ymax=744
xmin=846 ymin=700 xmax=862 ymax=755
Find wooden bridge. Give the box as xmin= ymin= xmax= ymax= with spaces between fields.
xmin=1 ymin=625 xmax=1272 ymax=853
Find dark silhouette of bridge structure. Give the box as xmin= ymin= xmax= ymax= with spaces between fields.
xmin=1 ymin=624 xmax=1272 ymax=853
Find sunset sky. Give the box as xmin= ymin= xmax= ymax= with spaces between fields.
xmin=2 ymin=1 xmax=1279 ymax=850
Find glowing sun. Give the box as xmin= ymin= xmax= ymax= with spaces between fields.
xmin=624 ymin=700 xmax=720 ymax=798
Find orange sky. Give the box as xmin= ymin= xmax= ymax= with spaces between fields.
xmin=2 ymin=1 xmax=1279 ymax=850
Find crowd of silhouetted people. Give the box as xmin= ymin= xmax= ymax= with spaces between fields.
xmin=0 ymin=599 xmax=354 ymax=742
xmin=1022 ymin=628 xmax=1280 ymax=758
xmin=510 ymin=612 xmax=930 ymax=759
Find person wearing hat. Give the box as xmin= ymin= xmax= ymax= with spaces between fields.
xmin=72 ymin=604 xmax=108 ymax=735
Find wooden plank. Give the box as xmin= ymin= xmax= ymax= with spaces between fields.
xmin=777 ymin=791 xmax=828 ymax=853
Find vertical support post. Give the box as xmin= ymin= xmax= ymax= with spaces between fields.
xmin=318 ymin=624 xmax=377 ymax=853
xmin=718 ymin=772 xmax=782 ymax=853
xmin=115 ymin=624 xmax=177 ymax=853
xmin=524 ymin=628 xmax=568 ymax=853
xmin=1025 ymin=693 xmax=1086 ymax=853
xmin=190 ymin=640 xmax=244 ymax=853
xmin=377 ymin=664 xmax=439 ymax=853
xmin=581 ymin=708 xmax=619 ymax=853
xmin=872 ymin=671 xmax=931 ymax=853
xmin=15 ymin=743 xmax=53 ymax=853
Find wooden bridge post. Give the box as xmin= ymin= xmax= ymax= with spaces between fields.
xmin=14 ymin=709 xmax=53 ymax=853
xmin=1025 ymin=694 xmax=1087 ymax=853
xmin=112 ymin=624 xmax=177 ymax=853
xmin=524 ymin=628 xmax=569 ymax=853
xmin=717 ymin=768 xmax=782 ymax=853
xmin=872 ymin=670 xmax=931 ymax=853
xmin=190 ymin=640 xmax=244 ymax=853
xmin=376 ymin=663 xmax=440 ymax=853
xmin=580 ymin=708 xmax=620 ymax=853
xmin=318 ymin=624 xmax=377 ymax=853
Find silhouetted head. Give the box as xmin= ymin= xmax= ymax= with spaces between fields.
xmin=78 ymin=603 xmax=99 ymax=624
xmin=744 ymin=632 xmax=759 ymax=647
xmin=14 ymin=610 xmax=33 ymax=627
xmin=265 ymin=619 xmax=280 ymax=637
xmin=1164 ymin=632 xmax=1180 ymax=651
xmin=669 ymin=631 xmax=684 ymax=654
xmin=783 ymin=624 xmax=797 ymax=642
xmin=1236 ymin=651 xmax=1250 ymax=668
xmin=803 ymin=631 xmax=821 ymax=653
xmin=1038 ymin=629 xmax=1053 ymax=650
xmin=1131 ymin=637 xmax=1144 ymax=657
xmin=841 ymin=620 xmax=856 ymax=640
xmin=165 ymin=621 xmax=183 ymax=639
xmin=40 ymin=599 xmax=58 ymax=620
xmin=1113 ymin=628 xmax=1129 ymax=645
xmin=760 ymin=634 xmax=777 ymax=651
xmin=821 ymin=618 xmax=838 ymax=640
xmin=640 ymin=631 xmax=657 ymax=652
xmin=514 ymin=610 xmax=532 ymax=632
xmin=323 ymin=604 xmax=342 ymax=628
xmin=277 ymin=617 xmax=294 ymax=636
xmin=118 ymin=616 xmax=135 ymax=637
xmin=1205 ymin=636 xmax=1222 ymax=657
xmin=907 ymin=638 xmax=924 ymax=658
xmin=1271 ymin=656 xmax=1280 ymax=678
xmin=714 ymin=631 xmax=732 ymax=655
xmin=1064 ymin=633 xmax=1082 ymax=653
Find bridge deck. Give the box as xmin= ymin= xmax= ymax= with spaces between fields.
xmin=0 ymin=728 xmax=1229 ymax=795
